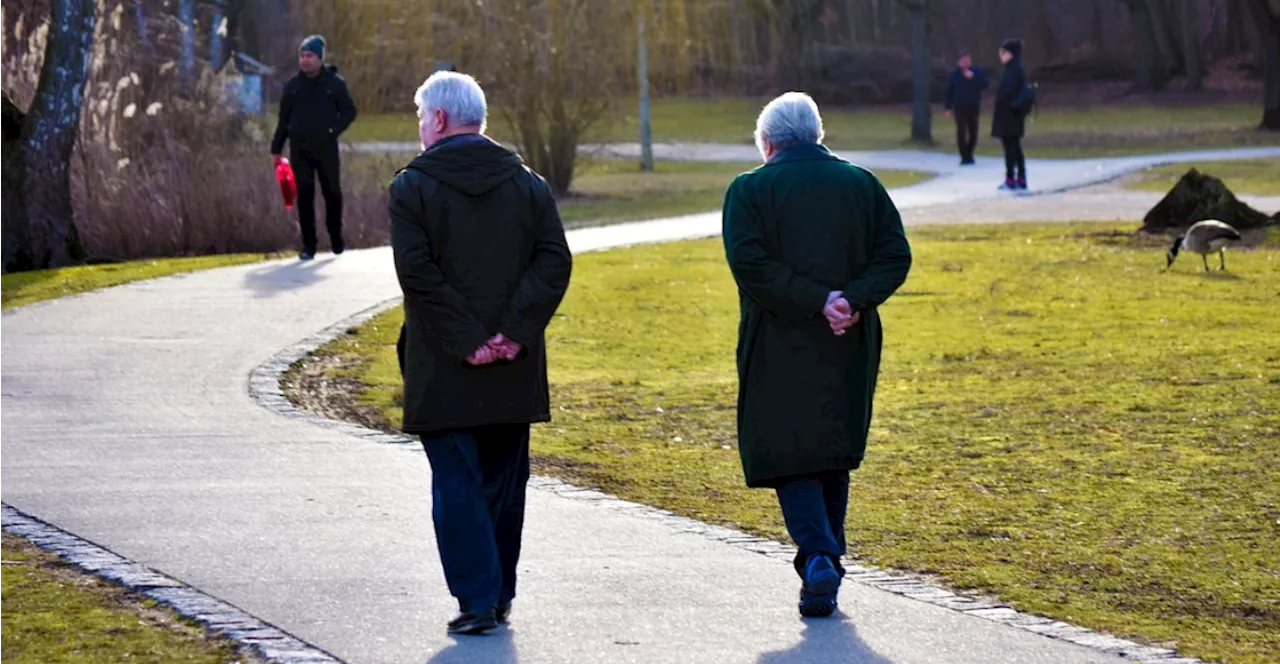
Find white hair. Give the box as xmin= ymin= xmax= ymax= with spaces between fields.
xmin=754 ymin=92 xmax=824 ymax=157
xmin=414 ymin=71 xmax=487 ymax=129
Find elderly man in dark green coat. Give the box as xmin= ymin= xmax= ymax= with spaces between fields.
xmin=722 ymin=92 xmax=912 ymax=619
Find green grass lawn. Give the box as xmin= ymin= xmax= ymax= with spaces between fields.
xmin=1125 ymin=159 xmax=1280 ymax=197
xmin=345 ymin=153 xmax=930 ymax=227
xmin=560 ymin=158 xmax=928 ymax=227
xmin=311 ymin=222 xmax=1280 ymax=664
xmin=348 ymin=98 xmax=1278 ymax=157
xmin=1 ymin=254 xmax=277 ymax=311
xmin=1 ymin=535 xmax=245 ymax=663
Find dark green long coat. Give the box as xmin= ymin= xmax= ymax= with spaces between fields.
xmin=722 ymin=143 xmax=912 ymax=488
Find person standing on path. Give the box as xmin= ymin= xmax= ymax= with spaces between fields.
xmin=943 ymin=50 xmax=989 ymax=166
xmin=722 ymin=92 xmax=912 ymax=619
xmin=270 ymin=35 xmax=357 ymax=260
xmin=992 ymin=38 xmax=1032 ymax=191
xmin=389 ymin=71 xmax=572 ymax=635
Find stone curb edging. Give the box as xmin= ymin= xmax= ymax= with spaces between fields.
xmin=250 ymin=299 xmax=1210 ymax=664
xmin=0 ymin=504 xmax=344 ymax=664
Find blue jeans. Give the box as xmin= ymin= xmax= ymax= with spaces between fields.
xmin=421 ymin=424 xmax=530 ymax=613
xmin=775 ymin=471 xmax=850 ymax=578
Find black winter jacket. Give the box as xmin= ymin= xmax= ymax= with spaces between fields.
xmin=992 ymin=58 xmax=1031 ymax=139
xmin=270 ymin=66 xmax=357 ymax=154
xmin=389 ymin=134 xmax=573 ymax=434
xmin=943 ymin=67 xmax=989 ymax=111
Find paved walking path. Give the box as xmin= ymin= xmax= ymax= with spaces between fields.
xmin=4 ymin=146 xmax=1271 ymax=663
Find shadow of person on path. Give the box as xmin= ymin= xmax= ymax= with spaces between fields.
xmin=756 ymin=611 xmax=894 ymax=664
xmin=241 ymin=256 xmax=334 ymax=298
xmin=425 ymin=626 xmax=519 ymax=664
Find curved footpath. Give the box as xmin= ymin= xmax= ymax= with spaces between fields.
xmin=4 ymin=147 xmax=1275 ymax=664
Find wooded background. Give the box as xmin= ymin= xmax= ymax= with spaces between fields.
xmin=6 ymin=1 xmax=1276 ymax=111
xmin=2 ymin=0 xmax=1277 ymax=271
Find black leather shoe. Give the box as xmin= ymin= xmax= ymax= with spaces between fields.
xmin=447 ymin=609 xmax=498 ymax=635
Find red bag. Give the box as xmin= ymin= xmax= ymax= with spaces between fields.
xmin=274 ymin=156 xmax=297 ymax=210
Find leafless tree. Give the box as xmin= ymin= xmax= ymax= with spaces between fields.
xmin=3 ymin=0 xmax=95 ymax=272
xmin=1245 ymin=0 xmax=1280 ymax=128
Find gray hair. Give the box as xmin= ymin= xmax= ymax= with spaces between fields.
xmin=754 ymin=92 xmax=824 ymax=156
xmin=414 ymin=71 xmax=487 ymax=129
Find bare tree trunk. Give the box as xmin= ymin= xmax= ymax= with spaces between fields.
xmin=17 ymin=0 xmax=95 ymax=271
xmin=1225 ymin=0 xmax=1247 ymax=53
xmin=1091 ymin=0 xmax=1107 ymax=48
xmin=1146 ymin=0 xmax=1184 ymax=72
xmin=1180 ymin=0 xmax=1205 ymax=89
xmin=1036 ymin=0 xmax=1060 ymax=61
xmin=179 ymin=0 xmax=195 ymax=92
xmin=1125 ymin=0 xmax=1171 ymax=89
xmin=1246 ymin=0 xmax=1280 ymax=129
xmin=2 ymin=93 xmax=30 ymax=273
xmin=870 ymin=0 xmax=882 ymax=43
xmin=729 ymin=0 xmax=743 ymax=78
xmin=134 ymin=0 xmax=153 ymax=56
xmin=905 ymin=0 xmax=932 ymax=143
xmin=845 ymin=0 xmax=859 ymax=44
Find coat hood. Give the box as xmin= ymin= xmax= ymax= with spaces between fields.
xmin=407 ymin=134 xmax=524 ymax=197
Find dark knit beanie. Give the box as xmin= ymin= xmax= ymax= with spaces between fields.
xmin=1000 ymin=38 xmax=1022 ymax=58
xmin=300 ymin=35 xmax=326 ymax=60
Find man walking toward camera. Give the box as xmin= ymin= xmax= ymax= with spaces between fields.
xmin=389 ymin=71 xmax=572 ymax=635
xmin=723 ymin=92 xmax=911 ymax=619
xmin=270 ymin=35 xmax=357 ymax=260
xmin=944 ymin=50 xmax=988 ymax=166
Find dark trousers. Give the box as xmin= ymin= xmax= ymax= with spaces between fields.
xmin=1001 ymin=136 xmax=1026 ymax=180
xmin=953 ymin=107 xmax=979 ymax=161
xmin=421 ymin=424 xmax=531 ymax=613
xmin=290 ymin=142 xmax=344 ymax=251
xmin=775 ymin=471 xmax=850 ymax=579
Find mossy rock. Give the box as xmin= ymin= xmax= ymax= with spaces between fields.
xmin=1140 ymin=168 xmax=1276 ymax=233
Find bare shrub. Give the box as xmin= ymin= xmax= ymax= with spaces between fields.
xmin=4 ymin=1 xmax=389 ymax=262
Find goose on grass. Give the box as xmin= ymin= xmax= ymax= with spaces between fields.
xmin=1164 ymin=219 xmax=1242 ymax=272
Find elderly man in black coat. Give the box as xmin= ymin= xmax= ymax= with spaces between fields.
xmin=389 ymin=71 xmax=572 ymax=635
xmin=992 ymin=38 xmax=1034 ymax=190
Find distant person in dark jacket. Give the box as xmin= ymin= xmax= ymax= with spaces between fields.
xmin=992 ymin=38 xmax=1031 ymax=191
xmin=389 ymin=71 xmax=572 ymax=636
xmin=943 ymin=50 xmax=989 ymax=166
xmin=270 ymin=35 xmax=357 ymax=260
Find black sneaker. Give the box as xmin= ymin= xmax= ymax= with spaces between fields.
xmin=332 ymin=240 xmax=345 ymax=255
xmin=299 ymin=248 xmax=316 ymax=261
xmin=496 ymin=602 xmax=512 ymax=623
xmin=799 ymin=588 xmax=838 ymax=618
xmin=798 ymin=554 xmax=840 ymax=618
xmin=447 ymin=609 xmax=498 ymax=635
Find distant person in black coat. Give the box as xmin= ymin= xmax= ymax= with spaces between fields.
xmin=270 ymin=35 xmax=358 ymax=259
xmin=992 ymin=38 xmax=1032 ymax=191
xmin=943 ymin=50 xmax=988 ymax=166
